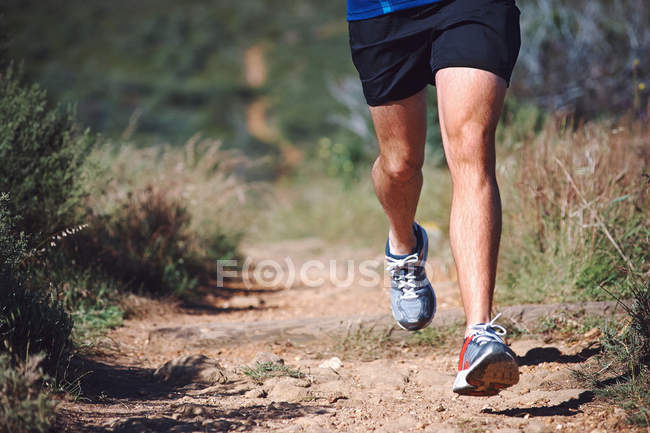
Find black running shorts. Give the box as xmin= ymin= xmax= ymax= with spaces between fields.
xmin=348 ymin=0 xmax=521 ymax=106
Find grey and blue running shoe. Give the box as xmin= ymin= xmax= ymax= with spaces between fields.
xmin=453 ymin=313 xmax=519 ymax=396
xmin=385 ymin=222 xmax=436 ymax=331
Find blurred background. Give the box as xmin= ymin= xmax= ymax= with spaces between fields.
xmin=4 ymin=0 xmax=648 ymax=158
xmin=0 ymin=1 xmax=648 ymax=428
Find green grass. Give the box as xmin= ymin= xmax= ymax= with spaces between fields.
xmin=574 ymin=278 xmax=650 ymax=426
xmin=71 ymin=305 xmax=124 ymax=346
xmin=241 ymin=362 xmax=305 ymax=383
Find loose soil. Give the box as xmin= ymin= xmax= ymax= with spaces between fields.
xmin=56 ymin=239 xmax=641 ymax=433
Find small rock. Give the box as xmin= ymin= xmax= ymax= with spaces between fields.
xmin=264 ymin=377 xmax=311 ymax=402
xmin=319 ymin=357 xmax=343 ymax=370
xmin=584 ymin=327 xmax=601 ymax=340
xmin=153 ymin=354 xmax=227 ymax=385
xmin=435 ymin=404 xmax=445 ymax=412
xmin=252 ymin=351 xmax=284 ymax=366
xmin=327 ymin=392 xmax=348 ymax=404
xmin=267 ymin=384 xmax=309 ymax=403
xmin=245 ymin=388 xmax=267 ymax=399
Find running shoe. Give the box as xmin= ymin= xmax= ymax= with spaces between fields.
xmin=386 ymin=222 xmax=436 ymax=331
xmin=453 ymin=313 xmax=519 ymax=396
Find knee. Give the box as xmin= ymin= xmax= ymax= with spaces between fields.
xmin=445 ymin=122 xmax=495 ymax=174
xmin=375 ymin=154 xmax=423 ymax=183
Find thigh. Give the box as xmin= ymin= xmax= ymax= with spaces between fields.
xmin=435 ymin=68 xmax=506 ymax=172
xmin=369 ymin=87 xmax=427 ymax=164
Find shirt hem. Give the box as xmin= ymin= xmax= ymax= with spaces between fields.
xmin=347 ymin=0 xmax=442 ymax=21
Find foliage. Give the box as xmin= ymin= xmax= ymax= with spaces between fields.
xmin=0 ymin=66 xmax=94 ymax=244
xmin=4 ymin=0 xmax=648 ymax=159
xmin=515 ymin=0 xmax=649 ymax=116
xmin=0 ymin=195 xmax=73 ymax=376
xmin=576 ymin=278 xmax=650 ymax=426
xmin=58 ymin=186 xmax=200 ymax=296
xmin=3 ymin=0 xmax=352 ymax=153
xmin=0 ymin=354 xmax=55 ymax=433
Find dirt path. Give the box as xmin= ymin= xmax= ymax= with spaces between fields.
xmin=57 ymin=238 xmax=640 ymax=433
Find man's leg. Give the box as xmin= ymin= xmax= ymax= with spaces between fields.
xmin=435 ymin=67 xmax=505 ymax=334
xmin=370 ymin=88 xmax=427 ymax=255
xmin=370 ymin=88 xmax=437 ymax=331
xmin=438 ymin=67 xmax=519 ymax=396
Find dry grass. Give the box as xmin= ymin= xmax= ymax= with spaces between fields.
xmin=88 ymin=135 xmax=262 ymax=240
xmin=498 ymin=120 xmax=649 ymax=303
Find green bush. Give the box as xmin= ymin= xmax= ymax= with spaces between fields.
xmin=0 ymin=354 xmax=55 ymax=433
xmin=0 ymin=66 xmax=94 ymax=244
xmin=0 ymin=195 xmax=73 ymax=375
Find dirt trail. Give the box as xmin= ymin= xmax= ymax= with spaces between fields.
xmin=57 ymin=238 xmax=639 ymax=433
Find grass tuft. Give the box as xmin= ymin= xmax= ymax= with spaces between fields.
xmin=241 ymin=362 xmax=305 ymax=383
xmin=575 ymin=277 xmax=650 ymax=425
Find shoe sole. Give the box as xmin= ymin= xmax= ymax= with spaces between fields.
xmin=453 ymin=351 xmax=519 ymax=396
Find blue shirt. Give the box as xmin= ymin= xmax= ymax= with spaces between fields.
xmin=347 ymin=0 xmax=442 ymax=21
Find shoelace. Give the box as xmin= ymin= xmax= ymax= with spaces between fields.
xmin=468 ymin=313 xmax=507 ymax=344
xmin=385 ymin=253 xmax=420 ymax=299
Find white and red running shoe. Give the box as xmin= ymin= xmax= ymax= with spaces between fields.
xmin=453 ymin=313 xmax=519 ymax=396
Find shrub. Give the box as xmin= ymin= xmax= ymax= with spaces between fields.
xmin=59 ymin=186 xmax=202 ymax=296
xmin=513 ymin=0 xmax=649 ymax=116
xmin=0 ymin=195 xmax=73 ymax=375
xmin=0 ymin=66 xmax=94 ymax=244
xmin=0 ymin=354 xmax=55 ymax=433
xmin=76 ymin=139 xmax=245 ymax=294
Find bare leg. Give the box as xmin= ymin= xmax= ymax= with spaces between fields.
xmin=435 ymin=68 xmax=506 ymax=334
xmin=369 ymin=88 xmax=427 ymax=255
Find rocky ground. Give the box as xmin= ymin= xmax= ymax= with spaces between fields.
xmin=56 ymin=238 xmax=643 ymax=433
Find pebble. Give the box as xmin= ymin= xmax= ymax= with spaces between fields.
xmin=319 ymin=356 xmax=343 ymax=370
